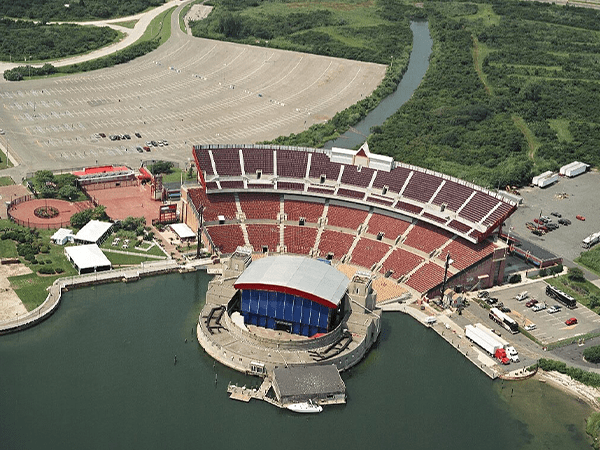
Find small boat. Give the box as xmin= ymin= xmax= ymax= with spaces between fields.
xmin=286 ymin=400 xmax=323 ymax=414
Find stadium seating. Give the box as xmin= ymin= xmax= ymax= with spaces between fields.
xmin=337 ymin=188 xmax=365 ymax=200
xmin=277 ymin=149 xmax=309 ymax=179
xmin=309 ymin=152 xmax=342 ymax=181
xmin=277 ymin=182 xmax=304 ymax=191
xmin=205 ymin=224 xmax=245 ymax=254
xmin=220 ymin=180 xmax=244 ymax=190
xmin=242 ymin=148 xmax=274 ymax=175
xmin=284 ymin=226 xmax=318 ymax=255
xmin=371 ymin=166 xmax=411 ymax=194
xmin=212 ymin=147 xmax=242 ymax=176
xmin=246 ymin=224 xmax=280 ymax=252
xmin=431 ymin=180 xmax=473 ymax=212
xmin=318 ymin=230 xmax=355 ymax=259
xmin=438 ymin=239 xmax=496 ymax=271
xmin=403 ymin=221 xmax=453 ymax=254
xmin=405 ymin=262 xmax=446 ymax=293
xmin=340 ymin=165 xmax=375 ymax=188
xmin=239 ymin=192 xmax=280 ymax=220
xmin=381 ymin=248 xmax=424 ymax=279
xmin=189 ymin=192 xmax=238 ymax=222
xmin=327 ymin=204 xmax=368 ymax=230
xmin=284 ymin=200 xmax=324 ymax=223
xmin=367 ymin=212 xmax=411 ymax=240
xmin=402 ymin=171 xmax=442 ymax=204
xmin=350 ymin=238 xmax=390 ymax=270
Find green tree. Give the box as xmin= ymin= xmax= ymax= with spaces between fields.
xmin=58 ymin=185 xmax=78 ymax=201
xmin=567 ymin=267 xmax=585 ymax=282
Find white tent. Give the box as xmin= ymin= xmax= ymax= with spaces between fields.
xmin=65 ymin=244 xmax=112 ymax=274
xmin=170 ymin=223 xmax=196 ymax=241
xmin=51 ymin=228 xmax=74 ymax=245
xmin=74 ymin=220 xmax=113 ymax=244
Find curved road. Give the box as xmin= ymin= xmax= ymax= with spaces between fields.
xmin=0 ymin=0 xmax=187 ymax=76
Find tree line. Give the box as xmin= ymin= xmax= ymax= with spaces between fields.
xmin=0 ymin=0 xmax=165 ymax=21
xmin=0 ymin=19 xmax=118 ymax=62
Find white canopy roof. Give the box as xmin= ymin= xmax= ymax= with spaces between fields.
xmin=170 ymin=223 xmax=195 ymax=239
xmin=74 ymin=220 xmax=113 ymax=243
xmin=51 ymin=228 xmax=73 ymax=242
xmin=65 ymin=244 xmax=111 ymax=271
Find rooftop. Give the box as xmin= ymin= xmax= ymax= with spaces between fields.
xmin=234 ymin=255 xmax=349 ymax=309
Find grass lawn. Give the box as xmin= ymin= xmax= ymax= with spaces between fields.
xmin=160 ymin=168 xmax=196 ymax=183
xmin=546 ymin=275 xmax=600 ymax=314
xmin=140 ymin=6 xmax=175 ymax=45
xmin=101 ymin=237 xmax=166 ymax=257
xmin=103 ymin=251 xmax=158 ymax=266
xmin=1 ymin=219 xmax=78 ymax=310
xmin=575 ymin=246 xmax=600 ymax=277
xmin=0 ymin=176 xmax=14 ymax=186
xmin=113 ymin=20 xmax=138 ymax=29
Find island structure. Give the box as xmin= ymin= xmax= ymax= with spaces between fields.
xmin=197 ymin=247 xmax=381 ymax=408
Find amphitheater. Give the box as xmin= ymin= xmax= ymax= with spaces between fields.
xmin=182 ymin=143 xmax=518 ymax=302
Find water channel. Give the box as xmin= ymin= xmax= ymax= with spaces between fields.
xmin=326 ymin=20 xmax=433 ymax=150
xmin=0 ymin=272 xmax=592 ymax=449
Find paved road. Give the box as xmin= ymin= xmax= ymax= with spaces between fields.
xmin=0 ymin=0 xmax=186 ymax=76
xmin=0 ymin=0 xmax=385 ymax=182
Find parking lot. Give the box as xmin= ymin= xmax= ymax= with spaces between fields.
xmin=505 ymin=171 xmax=600 ymax=264
xmin=0 ymin=32 xmax=385 ymax=175
xmin=484 ymin=281 xmax=600 ymax=345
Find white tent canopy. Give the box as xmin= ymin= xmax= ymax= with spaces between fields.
xmin=74 ymin=220 xmax=113 ymax=244
xmin=170 ymin=223 xmax=196 ymax=240
xmin=65 ymin=244 xmax=112 ymax=274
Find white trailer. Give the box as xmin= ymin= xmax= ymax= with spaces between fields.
xmin=473 ymin=324 xmax=520 ymax=362
xmin=474 ymin=323 xmax=508 ymax=346
xmin=465 ymin=324 xmax=503 ymax=355
xmin=537 ymin=173 xmax=559 ymax=188
xmin=560 ymin=161 xmax=588 ymax=178
xmin=582 ymin=232 xmax=600 ymax=249
xmin=532 ymin=171 xmax=553 ymax=186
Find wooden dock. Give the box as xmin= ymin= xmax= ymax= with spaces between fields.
xmin=227 ymin=379 xmax=280 ymax=407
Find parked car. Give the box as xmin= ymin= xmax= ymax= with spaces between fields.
xmin=99 ymin=132 xmax=106 ymax=138
xmin=136 ymin=146 xmax=144 ymax=153
xmin=547 ymin=305 xmax=561 ymax=314
xmin=516 ymin=291 xmax=529 ymax=301
xmin=546 ymin=223 xmax=559 ymax=231
xmin=135 ymin=132 xmax=142 ymax=138
xmin=532 ymin=303 xmax=546 ymax=312
xmin=558 ymin=218 xmax=571 ymax=225
xmin=486 ymin=297 xmax=498 ymax=305
xmin=565 ymin=317 xmax=578 ymax=325
xmin=143 ymin=146 xmax=151 ymax=152
xmin=500 ymin=306 xmax=511 ymax=313
xmin=551 ymin=212 xmax=562 ymax=217
xmin=477 ymin=290 xmax=489 ymax=299
xmin=524 ymin=324 xmax=537 ymax=331
xmin=526 ymin=299 xmax=538 ymax=308
xmin=532 ymin=229 xmax=544 ymax=236
xmin=576 ymin=215 xmax=586 ymax=221
xmin=123 ymin=134 xmax=131 ymax=140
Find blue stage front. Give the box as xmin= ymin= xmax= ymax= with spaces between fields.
xmin=240 ymin=289 xmax=331 ymax=336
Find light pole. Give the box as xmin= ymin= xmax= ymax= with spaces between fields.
xmin=441 ymin=253 xmax=454 ymax=306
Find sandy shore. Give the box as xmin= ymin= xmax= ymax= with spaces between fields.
xmin=536 ymin=369 xmax=600 ymax=411
xmin=0 ymin=263 xmax=30 ymax=322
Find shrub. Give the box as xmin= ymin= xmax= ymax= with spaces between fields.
xmin=38 ymin=266 xmax=55 ymax=274
xmin=509 ymin=274 xmax=521 ymax=283
xmin=45 ymin=259 xmax=52 ymax=264
xmin=568 ymin=267 xmax=585 ymax=282
xmin=55 ymin=267 xmax=65 ymax=274
xmin=584 ymin=346 xmax=600 ymax=364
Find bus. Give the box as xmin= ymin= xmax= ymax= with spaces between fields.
xmin=489 ymin=307 xmax=519 ymax=334
xmin=546 ymin=284 xmax=576 ymax=309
